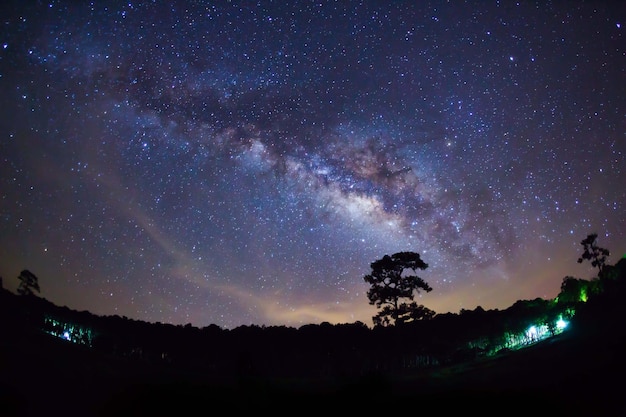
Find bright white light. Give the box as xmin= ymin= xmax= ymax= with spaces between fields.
xmin=556 ymin=319 xmax=568 ymax=329
xmin=526 ymin=326 xmax=537 ymax=339
xmin=63 ymin=331 xmax=71 ymax=341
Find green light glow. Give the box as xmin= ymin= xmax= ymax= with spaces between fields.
xmin=43 ymin=316 xmax=94 ymax=346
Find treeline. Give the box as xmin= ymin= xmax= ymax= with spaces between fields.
xmin=2 ymin=257 xmax=625 ymax=381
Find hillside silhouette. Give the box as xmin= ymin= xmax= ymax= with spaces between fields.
xmin=2 ymin=256 xmax=626 ymax=416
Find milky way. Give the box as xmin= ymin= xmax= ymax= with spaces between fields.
xmin=1 ymin=1 xmax=624 ymax=328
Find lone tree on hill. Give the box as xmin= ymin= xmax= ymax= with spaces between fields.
xmin=578 ymin=233 xmax=610 ymax=278
xmin=17 ymin=269 xmax=40 ymax=296
xmin=364 ymin=251 xmax=434 ymax=326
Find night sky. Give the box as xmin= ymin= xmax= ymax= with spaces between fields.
xmin=1 ymin=1 xmax=624 ymax=329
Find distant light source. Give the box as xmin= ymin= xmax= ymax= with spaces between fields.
xmin=526 ymin=326 xmax=537 ymax=340
xmin=63 ymin=331 xmax=71 ymax=341
xmin=557 ymin=318 xmax=568 ymax=330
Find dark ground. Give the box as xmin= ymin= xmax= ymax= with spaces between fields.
xmin=2 ymin=322 xmax=625 ymax=417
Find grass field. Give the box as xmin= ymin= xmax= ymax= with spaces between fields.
xmin=2 ymin=323 xmax=625 ymax=416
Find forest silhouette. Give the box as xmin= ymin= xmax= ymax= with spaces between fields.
xmin=1 ymin=236 xmax=626 ymax=416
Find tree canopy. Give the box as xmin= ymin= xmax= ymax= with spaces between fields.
xmin=17 ymin=269 xmax=40 ymax=296
xmin=363 ymin=251 xmax=434 ymax=326
xmin=577 ymin=233 xmax=610 ymax=278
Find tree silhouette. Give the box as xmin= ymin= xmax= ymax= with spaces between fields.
xmin=558 ymin=276 xmax=589 ymax=304
xmin=577 ymin=233 xmax=610 ymax=278
xmin=364 ymin=251 xmax=433 ymax=326
xmin=17 ymin=270 xmax=40 ymax=296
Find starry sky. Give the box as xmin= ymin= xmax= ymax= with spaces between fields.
xmin=1 ymin=1 xmax=624 ymax=329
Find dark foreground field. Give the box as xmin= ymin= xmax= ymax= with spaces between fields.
xmin=2 ymin=321 xmax=625 ymax=417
